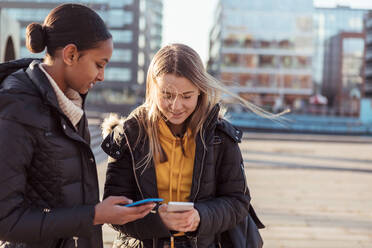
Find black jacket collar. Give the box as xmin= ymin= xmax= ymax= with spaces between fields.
xmin=205 ymin=103 xmax=243 ymax=143
xmin=1 ymin=59 xmax=87 ymax=111
xmin=0 ymin=58 xmax=36 ymax=82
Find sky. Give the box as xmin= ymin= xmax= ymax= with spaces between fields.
xmin=162 ymin=0 xmax=372 ymax=66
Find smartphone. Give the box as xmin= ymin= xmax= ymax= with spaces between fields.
xmin=124 ymin=198 xmax=163 ymax=207
xmin=167 ymin=201 xmax=194 ymax=212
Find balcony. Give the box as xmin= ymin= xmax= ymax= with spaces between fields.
xmin=221 ymin=66 xmax=312 ymax=76
xmin=226 ymin=85 xmax=312 ymax=95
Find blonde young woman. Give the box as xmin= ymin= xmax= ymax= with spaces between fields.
xmin=102 ymin=43 xmax=264 ymax=248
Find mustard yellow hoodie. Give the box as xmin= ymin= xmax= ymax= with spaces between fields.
xmin=155 ymin=119 xmax=195 ymax=203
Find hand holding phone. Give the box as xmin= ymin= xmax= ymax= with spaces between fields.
xmin=158 ymin=202 xmax=199 ymax=232
xmin=166 ymin=201 xmax=194 ymax=212
xmin=94 ymin=196 xmax=158 ymax=225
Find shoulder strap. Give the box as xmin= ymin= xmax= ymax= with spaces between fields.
xmin=213 ymin=131 xmax=265 ymax=229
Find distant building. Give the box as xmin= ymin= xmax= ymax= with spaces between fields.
xmin=208 ymin=0 xmax=314 ymax=112
xmin=322 ymin=32 xmax=365 ymax=116
xmin=364 ymin=11 xmax=372 ymax=98
xmin=360 ymin=11 xmax=372 ymax=123
xmin=0 ymin=0 xmax=163 ymax=112
xmin=0 ymin=8 xmax=20 ymax=62
xmin=314 ymin=6 xmax=368 ymax=86
xmin=136 ymin=0 xmax=163 ymax=92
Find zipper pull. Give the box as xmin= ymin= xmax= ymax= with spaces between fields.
xmin=170 ymin=236 xmax=174 ymax=248
xmin=73 ymin=236 xmax=78 ymax=247
xmin=43 ymin=208 xmax=51 ymax=213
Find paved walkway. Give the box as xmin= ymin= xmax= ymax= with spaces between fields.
xmin=97 ymin=133 xmax=372 ymax=248
xmin=96 ymin=162 xmax=117 ymax=248
xmin=240 ymin=137 xmax=372 ymax=248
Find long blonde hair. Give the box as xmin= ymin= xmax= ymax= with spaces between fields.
xmin=128 ymin=43 xmax=282 ymax=167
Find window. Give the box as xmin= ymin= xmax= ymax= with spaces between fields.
xmin=105 ymin=68 xmax=131 ymax=81
xmin=283 ymin=75 xmax=293 ymax=88
xmin=139 ymin=16 xmax=146 ymax=31
xmin=221 ymin=73 xmax=235 ymax=86
xmin=109 ymin=0 xmax=133 ymax=8
xmin=108 ymin=10 xmax=133 ymax=27
xmin=111 ymin=30 xmax=132 ymax=43
xmin=259 ymin=55 xmax=275 ymax=68
xmin=296 ymin=56 xmax=310 ymax=68
xmin=224 ymin=54 xmax=239 ymax=66
xmin=258 ymin=74 xmax=270 ymax=87
xmin=6 ymin=8 xmax=49 ymax=22
xmin=239 ymin=74 xmax=253 ymax=86
xmin=111 ymin=49 xmax=132 ymax=63
xmin=243 ymin=55 xmax=257 ymax=68
xmin=281 ymin=56 xmax=293 ymax=68
xmin=223 ymin=37 xmax=239 ymax=47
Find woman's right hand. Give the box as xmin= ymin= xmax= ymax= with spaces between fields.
xmin=158 ymin=204 xmax=200 ymax=232
xmin=93 ymin=196 xmax=155 ymax=225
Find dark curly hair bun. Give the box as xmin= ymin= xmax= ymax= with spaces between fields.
xmin=25 ymin=22 xmax=47 ymax=53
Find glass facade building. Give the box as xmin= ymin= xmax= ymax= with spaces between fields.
xmin=137 ymin=0 xmax=163 ymax=86
xmin=0 ymin=0 xmax=163 ymax=109
xmin=208 ymin=0 xmax=313 ymax=111
xmin=365 ymin=11 xmax=372 ymax=98
xmin=314 ymin=6 xmax=368 ymax=86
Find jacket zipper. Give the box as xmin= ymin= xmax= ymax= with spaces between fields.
xmin=190 ymin=107 xmax=219 ymax=247
xmin=41 ymin=208 xmax=50 ymax=240
xmin=43 ymin=208 xmax=75 ymax=248
xmin=192 ymin=143 xmax=206 ymax=203
xmin=123 ymin=131 xmax=144 ymax=198
xmin=189 ymin=130 xmax=206 ymax=248
xmin=240 ymin=162 xmax=247 ymax=194
xmin=193 ymin=112 xmax=214 ymax=203
xmin=73 ymin=236 xmax=79 ymax=247
xmin=192 ymin=236 xmax=198 ymax=248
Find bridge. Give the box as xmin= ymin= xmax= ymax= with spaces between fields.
xmin=227 ymin=112 xmax=372 ymax=135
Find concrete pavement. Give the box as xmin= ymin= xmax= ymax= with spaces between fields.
xmin=241 ymin=137 xmax=372 ymax=248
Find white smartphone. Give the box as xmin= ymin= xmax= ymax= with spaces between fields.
xmin=167 ymin=201 xmax=194 ymax=212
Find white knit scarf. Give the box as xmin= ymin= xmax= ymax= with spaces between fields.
xmin=39 ymin=64 xmax=84 ymax=128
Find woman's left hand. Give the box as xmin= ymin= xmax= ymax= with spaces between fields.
xmin=158 ymin=204 xmax=200 ymax=232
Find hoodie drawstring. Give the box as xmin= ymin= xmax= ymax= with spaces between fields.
xmin=169 ymin=136 xmax=187 ymax=202
xmin=169 ymin=140 xmax=176 ymax=202
xmin=177 ymin=135 xmax=187 ymax=201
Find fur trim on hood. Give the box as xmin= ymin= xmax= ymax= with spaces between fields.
xmin=101 ymin=113 xmax=126 ymax=139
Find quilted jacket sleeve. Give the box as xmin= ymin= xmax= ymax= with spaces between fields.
xmin=102 ymin=130 xmax=171 ymax=240
xmin=193 ymin=133 xmax=251 ymax=237
xmin=0 ymin=119 xmax=96 ymax=243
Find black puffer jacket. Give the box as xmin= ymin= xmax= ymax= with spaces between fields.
xmin=0 ymin=59 xmax=102 ymax=248
xmin=102 ymin=105 xmax=261 ymax=247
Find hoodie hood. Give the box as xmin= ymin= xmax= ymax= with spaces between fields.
xmin=156 ymin=118 xmax=195 ymax=202
xmin=101 ymin=113 xmax=126 ymax=139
